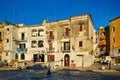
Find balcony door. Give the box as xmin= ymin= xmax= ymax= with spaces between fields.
xmin=64 ymin=42 xmax=70 ymax=52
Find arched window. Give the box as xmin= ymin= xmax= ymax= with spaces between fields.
xmin=21 ymin=53 xmax=25 ymax=60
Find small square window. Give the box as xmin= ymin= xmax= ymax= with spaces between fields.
xmin=7 ymin=39 xmax=9 ymax=43
xmin=7 ymin=28 xmax=9 ymax=31
xmin=112 ymin=27 xmax=115 ymax=32
xmin=6 ymin=52 xmax=8 ymax=56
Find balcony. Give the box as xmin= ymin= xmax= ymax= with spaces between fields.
xmin=18 ymin=37 xmax=27 ymax=42
xmin=46 ymin=48 xmax=55 ymax=53
xmin=20 ymin=48 xmax=27 ymax=52
xmin=61 ymin=47 xmax=70 ymax=53
xmin=47 ymin=35 xmax=54 ymax=40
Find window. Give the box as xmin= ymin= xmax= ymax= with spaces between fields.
xmin=31 ymin=41 xmax=37 ymax=48
xmin=19 ymin=44 xmax=26 ymax=49
xmin=79 ymin=41 xmax=83 ymax=47
xmin=50 ymin=31 xmax=54 ymax=39
xmin=33 ymin=54 xmax=44 ymax=62
xmin=65 ymin=28 xmax=69 ymax=36
xmin=21 ymin=33 xmax=25 ymax=40
xmin=38 ymin=40 xmax=44 ymax=47
xmin=79 ymin=24 xmax=82 ymax=31
xmin=19 ymin=43 xmax=26 ymax=49
xmin=31 ymin=29 xmax=37 ymax=37
xmin=21 ymin=53 xmax=25 ymax=60
xmin=7 ymin=39 xmax=9 ymax=43
xmin=112 ymin=27 xmax=115 ymax=32
xmin=15 ymin=53 xmax=18 ymax=59
xmin=118 ymin=49 xmax=120 ymax=53
xmin=38 ymin=29 xmax=44 ymax=36
xmin=7 ymin=28 xmax=9 ymax=31
xmin=0 ymin=32 xmax=2 ymax=40
xmin=47 ymin=55 xmax=54 ymax=62
xmin=6 ymin=52 xmax=8 ymax=56
xmin=112 ymin=38 xmax=115 ymax=43
xmin=64 ymin=42 xmax=70 ymax=51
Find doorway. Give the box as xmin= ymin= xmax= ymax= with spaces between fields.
xmin=64 ymin=54 xmax=70 ymax=66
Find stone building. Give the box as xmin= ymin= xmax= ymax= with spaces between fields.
xmin=110 ymin=16 xmax=120 ymax=64
xmin=0 ymin=14 xmax=96 ymax=68
xmin=28 ymin=25 xmax=47 ymax=63
xmin=43 ymin=14 xmax=95 ymax=67
xmin=16 ymin=24 xmax=28 ymax=62
xmin=2 ymin=21 xmax=18 ymax=64
xmin=0 ymin=22 xmax=5 ymax=61
xmin=98 ymin=26 xmax=107 ymax=59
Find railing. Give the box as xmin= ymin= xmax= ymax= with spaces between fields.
xmin=46 ymin=48 xmax=55 ymax=53
xmin=20 ymin=48 xmax=27 ymax=52
xmin=61 ymin=47 xmax=70 ymax=53
xmin=18 ymin=38 xmax=27 ymax=42
xmin=47 ymin=35 xmax=54 ymax=40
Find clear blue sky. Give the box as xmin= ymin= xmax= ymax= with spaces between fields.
xmin=0 ymin=0 xmax=120 ymax=29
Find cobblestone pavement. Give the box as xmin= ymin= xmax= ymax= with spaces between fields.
xmin=0 ymin=69 xmax=120 ymax=80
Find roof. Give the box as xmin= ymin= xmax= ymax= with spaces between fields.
xmin=110 ymin=16 xmax=120 ymax=22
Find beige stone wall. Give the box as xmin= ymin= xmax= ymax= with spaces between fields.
xmin=0 ymin=25 xmax=4 ymax=60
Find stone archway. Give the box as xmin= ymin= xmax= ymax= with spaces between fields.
xmin=64 ymin=54 xmax=70 ymax=66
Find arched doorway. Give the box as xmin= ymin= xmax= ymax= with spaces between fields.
xmin=64 ymin=54 xmax=70 ymax=66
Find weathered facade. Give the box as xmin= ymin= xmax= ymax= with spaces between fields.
xmin=0 ymin=14 xmax=96 ymax=68
xmin=110 ymin=16 xmax=120 ymax=63
xmin=0 ymin=22 xmax=4 ymax=61
xmin=2 ymin=21 xmax=18 ymax=63
xmin=98 ymin=27 xmax=107 ymax=58
xmin=43 ymin=14 xmax=95 ymax=67
xmin=28 ymin=25 xmax=47 ymax=63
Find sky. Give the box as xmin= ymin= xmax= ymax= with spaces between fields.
xmin=0 ymin=0 xmax=120 ymax=29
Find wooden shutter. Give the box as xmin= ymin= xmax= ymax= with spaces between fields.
xmin=66 ymin=28 xmax=69 ymax=36
xmin=50 ymin=31 xmax=53 ymax=39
